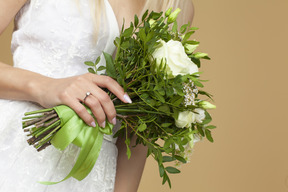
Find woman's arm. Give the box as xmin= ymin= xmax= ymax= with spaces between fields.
xmin=114 ymin=134 xmax=147 ymax=192
xmin=0 ymin=1 xmax=132 ymax=127
xmin=0 ymin=0 xmax=27 ymax=34
xmin=0 ymin=62 xmax=131 ymax=127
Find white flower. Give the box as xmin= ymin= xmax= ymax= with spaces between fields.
xmin=194 ymin=108 xmax=205 ymax=123
xmin=175 ymin=111 xmax=195 ymax=128
xmin=152 ymin=39 xmax=198 ymax=78
xmin=175 ymin=108 xmax=206 ymax=128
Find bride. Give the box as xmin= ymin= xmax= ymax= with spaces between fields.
xmin=0 ymin=0 xmax=194 ymax=191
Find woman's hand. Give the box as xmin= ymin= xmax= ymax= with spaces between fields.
xmin=35 ymin=73 xmax=132 ymax=128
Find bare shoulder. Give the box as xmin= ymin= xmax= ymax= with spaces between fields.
xmin=0 ymin=0 xmax=28 ymax=34
xmin=178 ymin=0 xmax=195 ymax=25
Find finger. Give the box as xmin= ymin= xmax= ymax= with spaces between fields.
xmin=90 ymin=86 xmax=117 ymax=125
xmin=90 ymin=75 xmax=132 ymax=104
xmin=64 ymin=98 xmax=96 ymax=127
xmin=84 ymin=95 xmax=106 ymax=128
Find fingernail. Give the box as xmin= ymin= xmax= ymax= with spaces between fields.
xmin=91 ymin=121 xmax=96 ymax=127
xmin=112 ymin=117 xmax=116 ymax=125
xmin=124 ymin=93 xmax=132 ymax=104
xmin=101 ymin=121 xmax=106 ymax=128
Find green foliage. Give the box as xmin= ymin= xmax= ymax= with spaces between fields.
xmin=85 ymin=56 xmax=105 ymax=74
xmin=84 ymin=8 xmax=215 ymax=188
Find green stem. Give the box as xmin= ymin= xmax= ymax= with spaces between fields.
xmin=24 ymin=108 xmax=53 ymax=116
xmin=35 ymin=125 xmax=61 ymax=149
xmin=35 ymin=120 xmax=61 ymax=138
xmin=116 ymin=108 xmax=165 ymax=115
xmin=22 ymin=115 xmax=44 ymax=120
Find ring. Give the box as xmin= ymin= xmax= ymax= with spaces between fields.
xmin=83 ymin=92 xmax=92 ymax=103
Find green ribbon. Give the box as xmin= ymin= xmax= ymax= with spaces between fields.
xmin=39 ymin=105 xmax=113 ymax=185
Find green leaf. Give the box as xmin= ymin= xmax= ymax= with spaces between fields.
xmin=197 ymin=126 xmax=205 ymax=136
xmin=165 ymin=166 xmax=181 ymax=174
xmin=163 ymin=156 xmax=175 ymax=163
xmin=174 ymin=155 xmax=187 ymax=163
xmin=97 ymin=66 xmax=106 ymax=71
xmin=194 ymin=81 xmax=204 ymax=88
xmin=122 ymin=26 xmax=134 ymax=38
xmin=159 ymin=164 xmax=165 ymax=177
xmin=202 ymin=111 xmax=212 ymax=124
xmin=151 ymin=11 xmax=163 ymax=20
xmin=158 ymin=105 xmax=170 ymax=113
xmin=95 ymin=56 xmax=101 ymax=65
xmin=191 ymin=57 xmax=201 ymax=68
xmin=183 ymin=31 xmax=195 ymax=42
xmin=172 ymin=21 xmax=178 ymax=33
xmin=206 ymin=125 xmax=216 ymax=129
xmin=139 ymin=28 xmax=146 ymax=42
xmin=163 ymin=138 xmax=173 ymax=149
xmin=180 ymin=23 xmax=189 ymax=34
xmin=194 ymin=52 xmax=209 ymax=59
xmin=162 ymin=172 xmax=168 ymax=185
xmin=125 ymin=139 xmax=131 ymax=159
xmin=205 ymin=129 xmax=214 ymax=142
xmin=167 ymin=175 xmax=171 ymax=188
xmin=103 ymin=52 xmax=116 ymax=78
xmin=173 ymin=97 xmax=184 ymax=106
xmin=84 ymin=61 xmax=94 ymax=67
xmin=142 ymin=10 xmax=149 ymax=21
xmin=134 ymin=14 xmax=139 ymax=27
xmin=154 ymin=92 xmax=165 ymax=103
xmin=88 ymin=68 xmax=95 ymax=74
xmin=190 ymin=27 xmax=199 ymax=30
xmin=138 ymin=123 xmax=147 ymax=132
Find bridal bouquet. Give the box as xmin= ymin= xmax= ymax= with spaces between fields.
xmin=23 ymin=8 xmax=216 ymax=187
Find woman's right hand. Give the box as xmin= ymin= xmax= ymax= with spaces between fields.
xmin=34 ymin=73 xmax=132 ymax=128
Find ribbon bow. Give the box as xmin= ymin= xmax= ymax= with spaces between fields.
xmin=40 ymin=105 xmax=113 ymax=185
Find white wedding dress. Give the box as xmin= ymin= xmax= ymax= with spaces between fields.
xmin=0 ymin=0 xmax=120 ymax=191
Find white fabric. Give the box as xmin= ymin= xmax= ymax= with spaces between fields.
xmin=0 ymin=0 xmax=120 ymax=191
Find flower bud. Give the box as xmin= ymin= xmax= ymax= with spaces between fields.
xmin=184 ymin=44 xmax=199 ymax=54
xmin=198 ymin=101 xmax=216 ymax=109
xmin=167 ymin=8 xmax=181 ymax=24
xmin=165 ymin=8 xmax=172 ymax=17
xmin=148 ymin=19 xmax=157 ymax=28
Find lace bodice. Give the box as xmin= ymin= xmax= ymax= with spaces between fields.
xmin=12 ymin=0 xmax=119 ymax=78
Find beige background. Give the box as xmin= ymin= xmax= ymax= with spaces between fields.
xmin=1 ymin=0 xmax=288 ymax=192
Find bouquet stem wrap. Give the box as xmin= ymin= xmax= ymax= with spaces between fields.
xmin=24 ymin=105 xmax=113 ymax=184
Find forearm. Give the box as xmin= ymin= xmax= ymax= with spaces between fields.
xmin=114 ymin=134 xmax=147 ymax=192
xmin=0 ymin=62 xmax=49 ymax=102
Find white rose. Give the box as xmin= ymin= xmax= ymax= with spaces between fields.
xmin=194 ymin=108 xmax=205 ymax=123
xmin=152 ymin=39 xmax=199 ymax=78
xmin=175 ymin=111 xmax=195 ymax=128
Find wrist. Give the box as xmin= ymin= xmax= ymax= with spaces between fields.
xmin=25 ymin=74 xmax=52 ymax=105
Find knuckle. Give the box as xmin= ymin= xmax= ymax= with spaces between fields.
xmin=104 ymin=76 xmax=114 ymax=84
xmin=100 ymin=93 xmax=111 ymax=103
xmin=75 ymin=107 xmax=86 ymax=115
xmin=90 ymin=99 xmax=100 ymax=108
xmin=97 ymin=115 xmax=106 ymax=124
xmin=107 ymin=110 xmax=116 ymax=119
xmin=86 ymin=72 xmax=95 ymax=79
xmin=58 ymin=91 xmax=69 ymax=101
xmin=75 ymin=76 xmax=86 ymax=83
